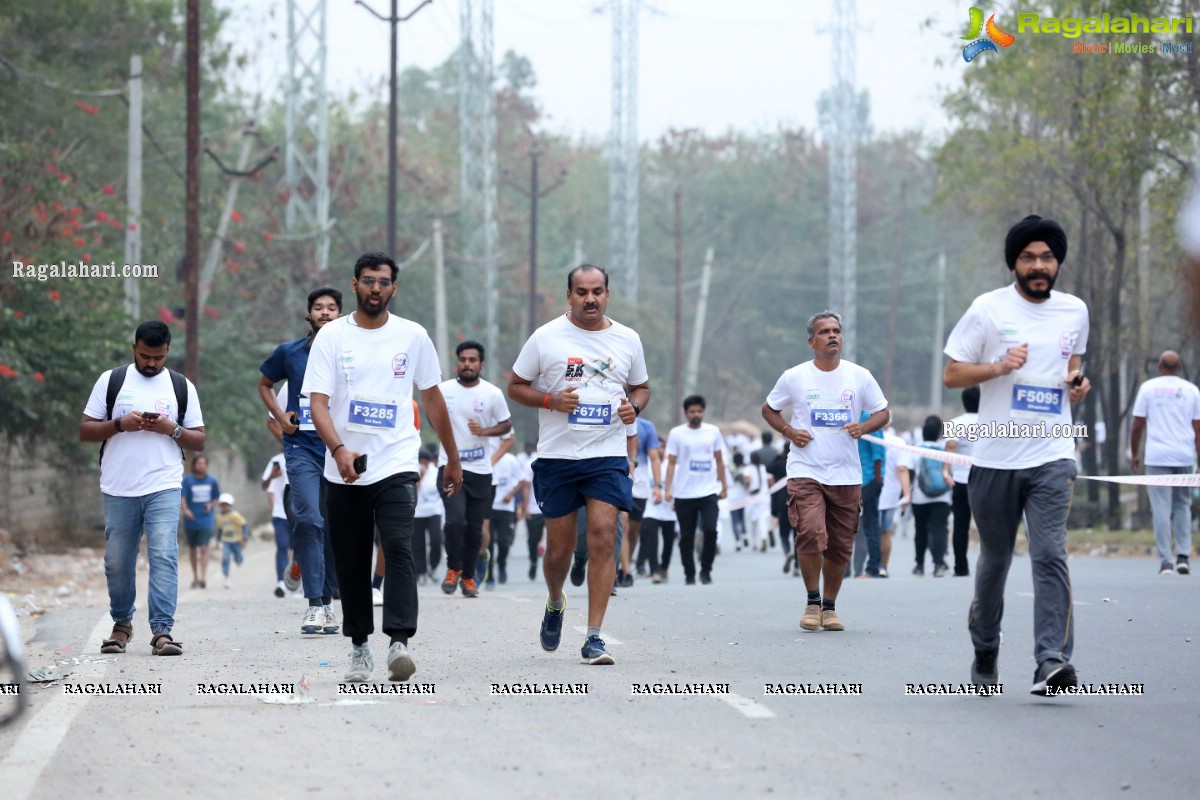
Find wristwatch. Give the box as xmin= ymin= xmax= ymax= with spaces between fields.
xmin=631 ymin=402 xmax=641 ymax=417
xmin=171 ymin=425 xmax=184 ymax=440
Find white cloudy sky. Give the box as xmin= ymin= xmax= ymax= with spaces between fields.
xmin=224 ymin=0 xmax=979 ymax=141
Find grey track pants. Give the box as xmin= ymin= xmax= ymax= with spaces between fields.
xmin=967 ymin=458 xmax=1077 ymax=665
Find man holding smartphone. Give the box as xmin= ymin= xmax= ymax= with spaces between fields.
xmin=259 ymin=288 xmax=344 ymax=636
xmin=79 ymin=321 xmax=205 ymax=656
xmin=304 ymin=253 xmax=462 ymax=683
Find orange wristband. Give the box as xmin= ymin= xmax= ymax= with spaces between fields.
xmin=543 ymin=393 xmax=551 ymax=409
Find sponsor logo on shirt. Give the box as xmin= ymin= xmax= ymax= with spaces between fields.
xmin=155 ymin=398 xmax=174 ymax=416
xmin=472 ymin=398 xmax=486 ymax=414
xmin=1058 ymin=330 xmax=1079 ymax=358
xmin=565 ymin=357 xmax=584 ymax=381
xmin=392 ymin=352 xmax=408 ymax=377
xmin=805 ymin=390 xmax=820 ymax=401
xmin=840 ymin=389 xmax=855 ymax=405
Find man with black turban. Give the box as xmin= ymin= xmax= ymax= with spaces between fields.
xmin=942 ymin=215 xmax=1091 ymax=696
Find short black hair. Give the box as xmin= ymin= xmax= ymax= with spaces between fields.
xmin=922 ymin=415 xmax=942 ymax=443
xmin=308 ymin=287 xmax=343 ymax=312
xmin=134 ymin=320 xmax=171 ymax=348
xmin=354 ymin=252 xmax=398 ymax=281
xmin=761 ymin=431 xmax=773 ymax=445
xmin=683 ymin=394 xmax=706 ymax=411
xmin=457 ymin=340 xmax=485 ymax=362
xmin=567 ymin=263 xmax=609 ymax=292
xmin=962 ymin=386 xmax=980 ymax=414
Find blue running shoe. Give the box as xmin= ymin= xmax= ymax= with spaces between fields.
xmin=477 ymin=552 xmax=490 ymax=585
xmin=540 ymin=599 xmax=565 ymax=652
xmin=580 ymin=634 xmax=615 ymax=665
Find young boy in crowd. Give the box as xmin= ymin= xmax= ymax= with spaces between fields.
xmin=215 ymin=493 xmax=249 ymax=588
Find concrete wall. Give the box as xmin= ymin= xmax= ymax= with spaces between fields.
xmin=0 ymin=436 xmax=270 ymax=553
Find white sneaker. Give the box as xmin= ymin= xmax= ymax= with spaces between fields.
xmin=372 ymin=587 xmax=384 ymax=606
xmin=301 ymin=605 xmax=324 ymax=634
xmin=387 ymin=641 xmax=416 ymax=682
xmin=322 ymin=604 xmax=340 ymax=634
xmin=224 ymin=577 xmax=231 ymax=589
xmin=344 ymin=645 xmax=374 ymax=683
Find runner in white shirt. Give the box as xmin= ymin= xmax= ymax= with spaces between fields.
xmin=944 ymin=215 xmax=1090 ymax=696
xmin=261 ymin=452 xmax=292 ymax=598
xmin=762 ymin=310 xmax=888 ymax=634
xmin=1129 ymin=350 xmax=1200 ymax=575
xmin=509 ymin=264 xmax=650 ymax=666
xmin=664 ymin=395 xmax=728 ymax=585
xmin=304 ymin=252 xmax=462 ymax=684
xmin=487 ymin=451 xmax=527 ymax=586
xmin=435 ymin=340 xmax=513 ymax=597
xmin=947 ymin=387 xmax=980 ymax=577
xmin=79 ymin=320 xmax=205 ymax=657
xmin=413 ymin=449 xmax=445 ymax=586
xmin=876 ymin=427 xmax=905 ymax=578
xmin=641 ymin=438 xmax=678 ymax=582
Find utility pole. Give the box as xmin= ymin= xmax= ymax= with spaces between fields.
xmin=124 ymin=54 xmax=142 ymax=320
xmin=672 ymin=187 xmax=682 ymax=424
xmin=1137 ymin=170 xmax=1153 ymax=373
xmin=184 ymin=0 xmax=200 ymax=382
xmin=684 ymin=246 xmax=714 ymax=397
xmin=883 ymin=178 xmax=906 ymax=397
xmin=433 ymin=218 xmax=448 ymax=368
xmin=930 ymin=252 xmax=946 ymax=413
xmin=507 ymin=139 xmax=566 ymax=334
xmin=356 ymin=0 xmax=432 ymax=257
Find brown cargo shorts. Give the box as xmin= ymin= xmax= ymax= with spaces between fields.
xmin=786 ymin=478 xmax=861 ymax=565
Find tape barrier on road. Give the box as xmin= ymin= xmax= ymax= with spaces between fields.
xmin=862 ymin=434 xmax=1200 ymax=487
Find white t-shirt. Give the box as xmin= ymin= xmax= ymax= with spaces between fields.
xmin=490 ymin=452 xmax=524 ymax=512
xmin=901 ymin=442 xmax=952 ymax=506
xmin=262 ymin=453 xmax=288 ymax=519
xmin=878 ymin=431 xmax=905 ymax=512
xmin=944 ymin=284 xmax=1088 ymax=470
xmin=665 ymin=422 xmax=724 ymax=499
xmin=301 ymin=314 xmax=441 ymax=485
xmin=436 ymin=378 xmax=512 ymax=475
xmin=511 ymin=314 xmax=649 ymax=460
xmin=1132 ymin=375 xmax=1200 ymax=467
xmin=414 ymin=462 xmax=444 ymax=517
xmin=643 ymin=493 xmax=677 ymax=522
xmin=522 ymin=458 xmax=542 ymax=516
xmin=764 ymin=360 xmax=888 ymax=486
xmin=949 ymin=412 xmax=978 ymax=484
xmin=83 ymin=366 xmax=204 ymax=497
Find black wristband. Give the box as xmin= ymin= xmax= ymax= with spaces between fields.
xmin=331 ymin=443 xmax=345 ymax=456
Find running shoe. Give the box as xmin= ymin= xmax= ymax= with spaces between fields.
xmin=284 ymin=561 xmax=302 ymax=592
xmin=540 ymin=599 xmax=565 ymax=651
xmin=477 ymin=552 xmax=490 ymax=584
xmin=387 ymin=641 xmax=416 ymax=682
xmin=301 ymin=605 xmax=324 ymax=634
xmin=1176 ymin=556 xmax=1190 ymax=575
xmin=699 ymin=571 xmax=712 ymax=585
xmin=580 ymin=634 xmax=615 ymax=665
xmin=372 ymin=587 xmax=384 ymax=606
xmin=570 ymin=555 xmax=586 ymax=587
xmin=274 ymin=581 xmax=286 ymax=598
xmin=344 ymin=644 xmax=373 ymax=683
xmin=971 ymin=649 xmax=999 ymax=687
xmin=322 ymin=604 xmax=340 ymax=634
xmin=498 ymin=563 xmax=508 ymax=585
xmin=460 ymin=577 xmax=479 ymax=598
xmin=441 ymin=568 xmax=462 ymax=594
xmin=528 ymin=561 xmax=538 ymax=581
xmin=1031 ymin=658 xmax=1077 ymax=696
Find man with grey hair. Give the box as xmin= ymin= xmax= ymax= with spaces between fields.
xmin=762 ymin=311 xmax=889 ymax=632
xmin=1130 ymin=350 xmax=1200 ymax=575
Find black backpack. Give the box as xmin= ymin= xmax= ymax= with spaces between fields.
xmin=98 ymin=364 xmax=189 ymax=465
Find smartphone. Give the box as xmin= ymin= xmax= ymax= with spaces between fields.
xmin=353 ymin=453 xmax=368 ymax=475
xmin=1071 ymin=364 xmax=1086 ymax=387
xmin=142 ymin=412 xmax=160 ymax=421
xmin=287 ymin=412 xmax=300 ymax=427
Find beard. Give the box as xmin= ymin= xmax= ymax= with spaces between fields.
xmin=1016 ymin=270 xmax=1057 ymax=299
xmin=136 ymin=363 xmax=163 ymax=377
xmin=357 ymin=292 xmax=388 ymax=317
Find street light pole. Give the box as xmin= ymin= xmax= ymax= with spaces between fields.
xmin=356 ymin=0 xmax=432 ymax=257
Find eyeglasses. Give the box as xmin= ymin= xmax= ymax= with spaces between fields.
xmin=1016 ymin=252 xmax=1057 ymax=265
xmin=358 ymin=277 xmax=393 ymax=288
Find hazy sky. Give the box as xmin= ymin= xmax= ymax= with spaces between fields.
xmin=224 ymin=0 xmax=972 ymax=142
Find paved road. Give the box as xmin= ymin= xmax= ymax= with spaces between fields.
xmin=1 ymin=536 xmax=1196 ymax=799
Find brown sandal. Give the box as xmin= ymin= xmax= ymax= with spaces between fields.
xmin=150 ymin=632 xmax=183 ymax=656
xmin=100 ymin=622 xmax=133 ymax=654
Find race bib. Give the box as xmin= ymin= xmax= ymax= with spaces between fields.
xmin=810 ymin=405 xmax=851 ymax=432
xmin=1010 ymin=374 xmax=1064 ymax=419
xmin=297 ymin=396 xmax=315 ymax=431
xmin=346 ymin=396 xmax=399 ymax=434
xmin=688 ymin=460 xmax=712 ymax=472
xmin=568 ymin=402 xmax=613 ymax=429
xmin=460 ymin=446 xmax=486 ymax=462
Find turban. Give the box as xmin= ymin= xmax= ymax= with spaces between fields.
xmin=1004 ymin=215 xmax=1067 ymax=270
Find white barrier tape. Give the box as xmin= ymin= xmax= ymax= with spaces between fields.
xmin=861 ymin=434 xmax=974 ymax=467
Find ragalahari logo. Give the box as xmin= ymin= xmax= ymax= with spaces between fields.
xmin=962 ymin=7 xmax=1016 ymax=62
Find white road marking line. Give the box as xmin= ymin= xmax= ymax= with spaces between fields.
xmin=718 ymin=693 xmax=776 ymax=719
xmin=573 ymin=626 xmax=622 ymax=645
xmin=0 ymin=612 xmax=113 ymax=800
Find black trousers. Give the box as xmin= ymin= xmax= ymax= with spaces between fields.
xmin=488 ymin=509 xmax=515 ymax=569
xmin=439 ymin=469 xmax=493 ymax=581
xmin=413 ymin=515 xmax=442 ymax=575
xmin=641 ymin=518 xmax=676 ymax=572
xmin=325 ymin=472 xmax=418 ymax=644
xmin=951 ymin=483 xmax=972 ymax=575
xmin=674 ymin=494 xmax=719 ymax=578
xmin=913 ymin=502 xmax=951 ymax=570
xmin=526 ymin=514 xmax=545 ymax=563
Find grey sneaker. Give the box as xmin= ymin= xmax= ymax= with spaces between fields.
xmin=387 ymin=641 xmax=416 ymax=682
xmin=344 ymin=645 xmax=374 ymax=683
xmin=1031 ymin=658 xmax=1077 ymax=696
xmin=322 ymin=604 xmax=340 ymax=634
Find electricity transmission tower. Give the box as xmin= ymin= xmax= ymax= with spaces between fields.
xmin=609 ymin=0 xmax=640 ymax=301
xmin=285 ymin=0 xmax=331 ymax=277
xmin=460 ymin=0 xmax=499 ymax=359
xmin=822 ymin=0 xmax=858 ymax=361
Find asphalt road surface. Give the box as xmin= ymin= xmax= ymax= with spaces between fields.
xmin=1 ymin=535 xmax=1197 ymax=799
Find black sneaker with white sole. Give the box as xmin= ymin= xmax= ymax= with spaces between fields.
xmin=971 ymin=649 xmax=998 ymax=687
xmin=1177 ymin=556 xmax=1190 ymax=575
xmin=1030 ymin=659 xmax=1077 ymax=696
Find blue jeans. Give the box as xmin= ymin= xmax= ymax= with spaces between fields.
xmin=272 ymin=517 xmax=292 ymax=581
xmin=102 ymin=489 xmax=180 ymax=634
xmin=222 ymin=541 xmax=245 ymax=575
xmin=286 ymin=445 xmax=339 ymax=603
